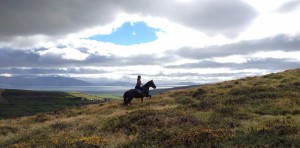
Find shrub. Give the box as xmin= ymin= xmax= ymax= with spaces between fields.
xmin=292 ymin=109 xmax=300 ymax=115
xmin=175 ymin=97 xmax=194 ymax=105
xmin=293 ymin=82 xmax=300 ymax=86
xmin=231 ymin=118 xmax=300 ymax=147
xmin=263 ymin=73 xmax=284 ymax=79
xmin=192 ymin=88 xmax=206 ymax=99
xmin=48 ymin=132 xmax=108 ymax=147
xmin=34 ymin=114 xmax=51 ymax=122
xmin=50 ymin=121 xmax=70 ymax=131
xmin=190 ymin=100 xmax=214 ymax=111
xmin=167 ymin=127 xmax=232 ymax=147
xmin=0 ymin=126 xmax=18 ymax=136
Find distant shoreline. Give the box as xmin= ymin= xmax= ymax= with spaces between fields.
xmin=0 ymin=85 xmax=200 ymax=95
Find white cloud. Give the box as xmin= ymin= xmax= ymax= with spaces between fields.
xmin=38 ymin=47 xmax=89 ymax=61
xmin=212 ymin=55 xmax=249 ymax=64
xmin=251 ymin=51 xmax=300 ymax=62
xmin=238 ymin=9 xmax=300 ymax=40
xmin=0 ymin=0 xmax=300 ymax=84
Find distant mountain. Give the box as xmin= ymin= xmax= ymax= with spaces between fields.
xmin=156 ymin=81 xmax=199 ymax=86
xmin=177 ymin=82 xmax=198 ymax=85
xmin=104 ymin=81 xmax=198 ymax=86
xmin=105 ymin=81 xmax=134 ymax=86
xmin=0 ymin=76 xmax=92 ymax=87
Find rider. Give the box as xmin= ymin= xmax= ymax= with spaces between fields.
xmin=135 ymin=75 xmax=143 ymax=94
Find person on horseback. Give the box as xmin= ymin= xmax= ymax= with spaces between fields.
xmin=135 ymin=75 xmax=143 ymax=94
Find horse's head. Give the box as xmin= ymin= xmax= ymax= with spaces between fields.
xmin=143 ymin=80 xmax=156 ymax=89
xmin=149 ymin=80 xmax=156 ymax=89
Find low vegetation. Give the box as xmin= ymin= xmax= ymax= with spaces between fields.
xmin=0 ymin=69 xmax=300 ymax=147
xmin=0 ymin=90 xmax=107 ymax=119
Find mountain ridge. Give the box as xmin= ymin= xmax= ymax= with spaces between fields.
xmin=0 ymin=76 xmax=92 ymax=87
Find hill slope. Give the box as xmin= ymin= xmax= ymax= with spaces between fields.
xmin=0 ymin=89 xmax=100 ymax=119
xmin=0 ymin=69 xmax=300 ymax=147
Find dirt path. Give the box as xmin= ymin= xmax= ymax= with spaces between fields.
xmin=0 ymin=89 xmax=9 ymax=104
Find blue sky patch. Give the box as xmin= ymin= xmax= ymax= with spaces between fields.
xmin=88 ymin=22 xmax=160 ymax=45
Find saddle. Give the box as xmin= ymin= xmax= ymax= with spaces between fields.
xmin=135 ymin=88 xmax=143 ymax=94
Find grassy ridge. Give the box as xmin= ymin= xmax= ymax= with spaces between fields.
xmin=0 ymin=69 xmax=300 ymax=147
xmin=0 ymin=89 xmax=106 ymax=119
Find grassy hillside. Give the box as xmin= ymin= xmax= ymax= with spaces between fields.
xmin=0 ymin=89 xmax=106 ymax=119
xmin=0 ymin=69 xmax=300 ymax=147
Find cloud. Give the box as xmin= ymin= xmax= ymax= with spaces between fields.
xmin=0 ymin=49 xmax=40 ymax=67
xmin=0 ymin=0 xmax=257 ymax=40
xmin=38 ymin=47 xmax=90 ymax=61
xmin=174 ymin=34 xmax=300 ymax=59
xmin=0 ymin=47 xmax=173 ymax=68
xmin=166 ymin=58 xmax=300 ymax=71
xmin=0 ymin=67 xmax=108 ymax=76
xmin=0 ymin=48 xmax=89 ymax=67
xmin=119 ymin=0 xmax=258 ymax=38
xmin=167 ymin=0 xmax=258 ymax=37
xmin=0 ymin=0 xmax=119 ymax=38
xmin=0 ymin=0 xmax=299 ymax=84
xmin=277 ymin=0 xmax=300 ymax=13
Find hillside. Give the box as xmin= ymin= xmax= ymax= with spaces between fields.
xmin=0 ymin=76 xmax=92 ymax=87
xmin=0 ymin=69 xmax=300 ymax=147
xmin=0 ymin=89 xmax=101 ymax=119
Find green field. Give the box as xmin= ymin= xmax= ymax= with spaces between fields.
xmin=0 ymin=89 xmax=120 ymax=119
xmin=0 ymin=69 xmax=300 ymax=147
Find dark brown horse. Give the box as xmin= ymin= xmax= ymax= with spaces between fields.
xmin=123 ymin=80 xmax=156 ymax=106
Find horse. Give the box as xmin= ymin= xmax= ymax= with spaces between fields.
xmin=123 ymin=80 xmax=156 ymax=106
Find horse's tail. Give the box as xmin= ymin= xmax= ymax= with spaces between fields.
xmin=123 ymin=91 xmax=128 ymax=106
xmin=123 ymin=89 xmax=135 ymax=106
xmin=123 ymin=90 xmax=131 ymax=106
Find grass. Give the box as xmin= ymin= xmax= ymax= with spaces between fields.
xmin=0 ymin=68 xmax=300 ymax=147
xmin=0 ymin=90 xmax=117 ymax=119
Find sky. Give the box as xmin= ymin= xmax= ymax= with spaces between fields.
xmin=0 ymin=0 xmax=300 ymax=84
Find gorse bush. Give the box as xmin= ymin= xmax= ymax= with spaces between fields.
xmin=167 ymin=127 xmax=232 ymax=147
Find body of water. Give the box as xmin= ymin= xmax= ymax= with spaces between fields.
xmin=4 ymin=85 xmax=187 ymax=95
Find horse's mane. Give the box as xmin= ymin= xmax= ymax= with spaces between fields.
xmin=142 ymin=80 xmax=152 ymax=87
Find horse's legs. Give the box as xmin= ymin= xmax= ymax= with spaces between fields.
xmin=149 ymin=95 xmax=152 ymax=99
xmin=124 ymin=97 xmax=129 ymax=106
xmin=123 ymin=96 xmax=127 ymax=106
xmin=128 ymin=97 xmax=134 ymax=104
xmin=141 ymin=97 xmax=143 ymax=103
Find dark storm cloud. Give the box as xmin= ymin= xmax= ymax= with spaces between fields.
xmin=0 ymin=0 xmax=120 ymax=37
xmin=0 ymin=67 xmax=108 ymax=76
xmin=174 ymin=34 xmax=300 ymax=59
xmin=0 ymin=0 xmax=257 ymax=39
xmin=173 ymin=0 xmax=257 ymax=37
xmin=85 ymin=54 xmax=173 ymax=67
xmin=120 ymin=0 xmax=257 ymax=37
xmin=0 ymin=48 xmax=99 ymax=67
xmin=277 ymin=0 xmax=300 ymax=13
xmin=0 ymin=49 xmax=40 ymax=67
xmin=0 ymin=48 xmax=172 ymax=68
